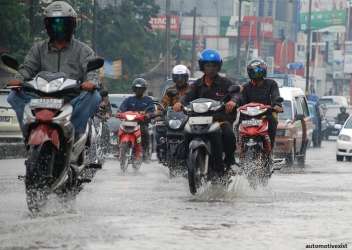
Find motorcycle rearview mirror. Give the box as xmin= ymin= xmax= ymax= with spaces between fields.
xmin=166 ymin=89 xmax=177 ymax=98
xmin=228 ymin=85 xmax=241 ymax=94
xmin=295 ymin=114 xmax=304 ymax=121
xmin=275 ymin=97 xmax=284 ymax=103
xmin=1 ymin=54 xmax=19 ymax=71
xmin=334 ymin=124 xmax=343 ymax=130
xmin=86 ymin=57 xmax=104 ymax=72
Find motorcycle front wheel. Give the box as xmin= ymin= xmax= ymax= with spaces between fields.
xmin=25 ymin=143 xmax=56 ymax=213
xmin=119 ymin=142 xmax=130 ymax=172
xmin=187 ymin=148 xmax=206 ymax=195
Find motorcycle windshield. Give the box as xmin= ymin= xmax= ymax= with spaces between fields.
xmin=190 ymin=98 xmax=221 ymax=113
xmin=27 ymin=71 xmax=78 ymax=93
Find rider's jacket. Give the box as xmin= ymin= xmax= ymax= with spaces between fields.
xmin=181 ymin=74 xmax=238 ymax=122
xmin=119 ymin=96 xmax=155 ymax=113
xmin=161 ymin=85 xmax=188 ymax=108
xmin=336 ymin=112 xmax=350 ymax=125
xmin=15 ymin=38 xmax=99 ymax=86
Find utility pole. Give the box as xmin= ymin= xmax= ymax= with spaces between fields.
xmin=191 ymin=7 xmax=197 ymax=77
xmin=92 ymin=0 xmax=97 ymax=52
xmin=165 ymin=0 xmax=171 ymax=79
xmin=305 ymin=0 xmax=313 ymax=94
xmin=29 ymin=0 xmax=35 ymax=41
xmin=236 ymin=0 xmax=243 ymax=75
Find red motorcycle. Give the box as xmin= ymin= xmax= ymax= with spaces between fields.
xmin=116 ymin=111 xmax=147 ymax=172
xmin=238 ymin=98 xmax=283 ymax=187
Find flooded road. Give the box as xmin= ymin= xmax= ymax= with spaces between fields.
xmin=0 ymin=141 xmax=351 ymax=250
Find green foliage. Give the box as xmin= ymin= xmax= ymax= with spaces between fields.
xmin=95 ymin=0 xmax=160 ymax=77
xmin=0 ymin=0 xmax=31 ymax=60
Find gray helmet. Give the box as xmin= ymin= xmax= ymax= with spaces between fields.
xmin=43 ymin=1 xmax=77 ymax=18
xmin=132 ymin=78 xmax=147 ymax=89
xmin=43 ymin=1 xmax=77 ymax=41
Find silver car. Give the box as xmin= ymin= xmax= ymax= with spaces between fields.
xmin=0 ymin=89 xmax=22 ymax=143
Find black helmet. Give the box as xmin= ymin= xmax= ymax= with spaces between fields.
xmin=247 ymin=58 xmax=267 ymax=80
xmin=340 ymin=106 xmax=347 ymax=112
xmin=43 ymin=1 xmax=77 ymax=42
xmin=100 ymin=89 xmax=109 ymax=97
xmin=132 ymin=78 xmax=147 ymax=93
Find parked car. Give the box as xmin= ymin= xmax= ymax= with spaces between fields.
xmin=320 ymin=95 xmax=348 ymax=107
xmin=335 ymin=115 xmax=352 ymax=161
xmin=0 ymin=89 xmax=22 ymax=143
xmin=0 ymin=89 xmax=24 ymax=158
xmin=307 ymin=100 xmax=322 ymax=147
xmin=274 ymin=87 xmax=313 ymax=166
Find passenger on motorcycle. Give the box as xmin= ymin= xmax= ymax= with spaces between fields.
xmin=119 ymin=78 xmax=155 ymax=161
xmin=7 ymin=1 xmax=101 ymax=138
xmin=173 ymin=49 xmax=238 ymax=173
xmin=161 ymin=65 xmax=190 ymax=108
xmin=237 ymin=59 xmax=283 ymax=148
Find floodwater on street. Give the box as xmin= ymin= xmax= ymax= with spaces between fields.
xmin=0 ymin=141 xmax=351 ymax=250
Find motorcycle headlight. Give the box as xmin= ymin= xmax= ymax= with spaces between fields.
xmin=35 ymin=77 xmax=65 ymax=93
xmin=168 ymin=119 xmax=182 ymax=129
xmin=192 ymin=102 xmax=212 ymax=113
xmin=338 ymin=134 xmax=351 ymax=141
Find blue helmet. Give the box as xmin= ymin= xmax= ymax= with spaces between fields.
xmin=198 ymin=49 xmax=223 ymax=71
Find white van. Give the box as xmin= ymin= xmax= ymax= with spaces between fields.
xmin=320 ymin=96 xmax=348 ymax=107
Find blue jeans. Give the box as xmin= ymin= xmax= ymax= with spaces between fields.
xmin=7 ymin=90 xmax=101 ymax=134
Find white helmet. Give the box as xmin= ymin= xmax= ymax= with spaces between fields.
xmin=172 ymin=65 xmax=190 ymax=88
xmin=172 ymin=64 xmax=190 ymax=76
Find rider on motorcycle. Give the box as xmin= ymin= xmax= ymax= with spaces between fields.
xmin=174 ymin=49 xmax=238 ymax=174
xmin=7 ymin=1 xmax=101 ymax=138
xmin=237 ymin=59 xmax=283 ymax=148
xmin=119 ymin=78 xmax=155 ymax=160
xmin=335 ymin=106 xmax=350 ymax=125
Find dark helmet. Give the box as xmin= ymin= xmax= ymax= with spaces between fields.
xmin=132 ymin=78 xmax=147 ymax=93
xmin=43 ymin=1 xmax=77 ymax=42
xmin=100 ymin=89 xmax=109 ymax=97
xmin=198 ymin=49 xmax=223 ymax=71
xmin=247 ymin=58 xmax=267 ymax=80
xmin=340 ymin=106 xmax=347 ymax=113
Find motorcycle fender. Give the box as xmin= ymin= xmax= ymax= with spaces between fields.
xmin=119 ymin=133 xmax=137 ymax=145
xmin=189 ymin=139 xmax=210 ymax=155
xmin=28 ymin=124 xmax=60 ymax=150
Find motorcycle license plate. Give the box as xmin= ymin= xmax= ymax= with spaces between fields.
xmin=30 ymin=98 xmax=63 ymax=109
xmin=242 ymin=119 xmax=261 ymax=127
xmin=122 ymin=121 xmax=137 ymax=127
xmin=0 ymin=116 xmax=10 ymax=123
xmin=110 ymin=135 xmax=118 ymax=145
xmin=188 ymin=116 xmax=213 ymax=125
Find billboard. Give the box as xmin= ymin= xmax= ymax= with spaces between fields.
xmin=239 ymin=16 xmax=273 ymax=38
xmin=300 ymin=0 xmax=347 ymax=31
xmin=149 ymin=16 xmax=180 ymax=32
